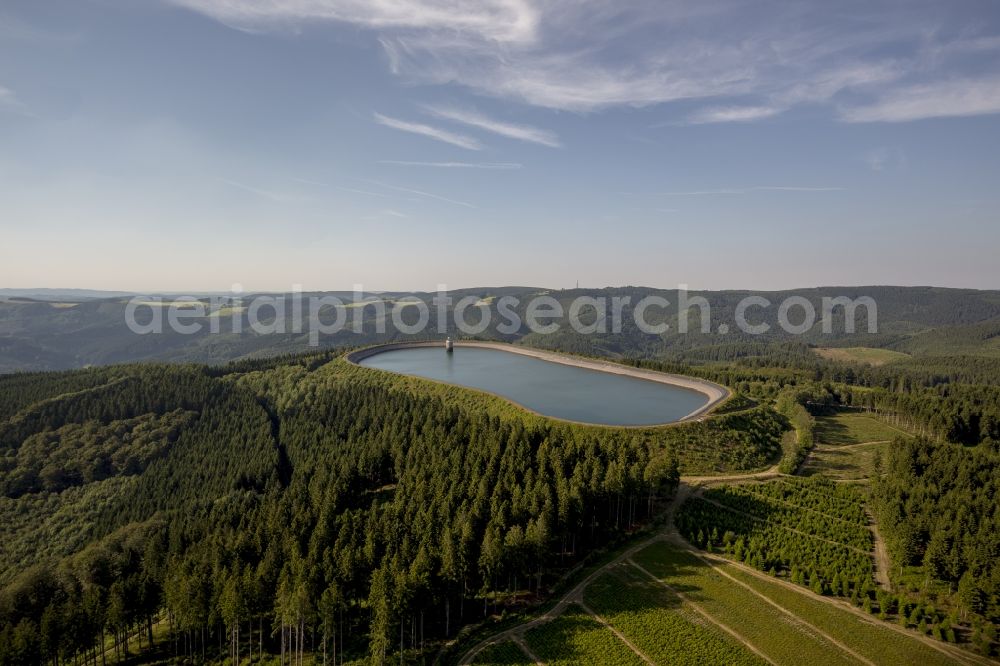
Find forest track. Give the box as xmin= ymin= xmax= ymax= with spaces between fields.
xmin=680 ymin=464 xmax=782 ymax=486
xmin=867 ymin=509 xmax=893 ymax=591
xmin=687 ymin=546 xmax=992 ymax=666
xmin=457 ymin=471 xmax=771 ymax=665
xmin=790 ymin=433 xmax=893 ymax=592
xmin=456 ymin=530 xmax=662 ymax=664
xmin=458 ymin=466 xmax=987 ymax=666
xmin=823 ymin=439 xmax=892 ymax=450
xmin=663 ymin=542 xmax=875 ymax=666
xmin=577 ymin=599 xmax=655 ymax=665
xmin=797 ymin=439 xmax=887 ymax=472
xmin=510 ymin=635 xmax=543 ymax=665
xmin=627 ymin=555 xmax=779 ymax=666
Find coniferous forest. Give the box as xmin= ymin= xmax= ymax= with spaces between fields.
xmin=6 ymin=0 xmax=1000 ymax=661
xmin=0 ymin=334 xmax=998 ymax=663
xmin=0 ymin=353 xmax=786 ymax=664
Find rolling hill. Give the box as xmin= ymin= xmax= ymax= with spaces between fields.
xmin=2 ymin=286 xmax=1000 ymax=373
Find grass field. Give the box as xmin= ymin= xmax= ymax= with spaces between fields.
xmin=801 ymin=412 xmax=912 ymax=480
xmin=633 ymin=541 xmax=966 ymax=666
xmin=724 ymin=566 xmax=961 ymax=666
xmin=344 ymin=299 xmax=391 ymax=308
xmin=132 ymin=299 xmax=204 ymax=308
xmin=583 ymin=565 xmax=766 ymax=665
xmin=799 ymin=443 xmax=887 ymax=480
xmin=343 ymin=298 xmax=422 ymax=309
xmin=813 ymin=412 xmax=909 ymax=446
xmin=813 ymin=346 xmax=911 ymax=366
xmin=207 ymin=305 xmax=247 ymax=318
xmin=524 ymin=603 xmax=646 ymax=665
xmin=469 ymin=537 xmax=973 ymax=666
xmin=633 ymin=542 xmax=859 ymax=664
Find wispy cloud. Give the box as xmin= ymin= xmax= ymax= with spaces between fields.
xmin=227 ymin=175 xmax=467 ymax=211
xmin=220 ymin=178 xmax=301 ymax=203
xmin=655 ymin=186 xmax=844 ymax=197
xmin=840 ymin=76 xmax=1000 ymax=123
xmin=864 ymin=148 xmax=890 ymax=172
xmin=0 ymin=85 xmax=30 ymax=116
xmin=291 ymin=176 xmax=392 ymax=200
xmin=290 ymin=177 xmax=402 ymax=200
xmin=364 ymin=179 xmax=476 ymax=208
xmin=288 ymin=176 xmax=329 ymax=187
xmin=293 ymin=174 xmax=475 ymax=208
xmin=382 ymin=35 xmax=749 ymax=112
xmin=363 ymin=208 xmax=410 ymax=221
xmin=170 ymin=2 xmax=1000 ymax=123
xmin=167 ymin=0 xmax=539 ymax=42
xmin=373 ymin=112 xmax=482 ymax=150
xmin=863 ymin=148 xmax=906 ymax=172
xmin=686 ymin=105 xmax=784 ymax=124
xmin=375 ymin=5 xmax=911 ymax=113
xmin=335 ymin=185 xmax=399 ymax=200
xmin=0 ymin=86 xmax=15 ymax=107
xmin=424 ymin=106 xmax=560 ymax=147
xmin=378 ymin=160 xmax=522 ymax=169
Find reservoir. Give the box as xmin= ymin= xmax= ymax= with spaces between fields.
xmin=356 ymin=345 xmax=716 ymax=426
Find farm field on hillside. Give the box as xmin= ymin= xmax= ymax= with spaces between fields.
xmin=469 ymin=537 xmax=975 ymax=666
xmin=523 ymin=604 xmax=646 ymax=666
xmin=723 ymin=565 xmax=965 ymax=666
xmin=631 ymin=542 xmax=858 ymax=665
xmin=813 ymin=347 xmax=911 ymax=366
xmin=632 ymin=541 xmax=975 ymax=665
xmin=583 ymin=564 xmax=766 ymax=665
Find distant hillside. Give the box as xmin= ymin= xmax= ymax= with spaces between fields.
xmin=1 ymin=285 xmax=999 ymax=372
xmin=891 ymin=316 xmax=1000 ymax=357
xmin=0 ymin=288 xmax=137 ymax=301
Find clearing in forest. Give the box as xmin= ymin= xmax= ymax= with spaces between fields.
xmin=634 ymin=541 xmax=971 ymax=666
xmin=813 ymin=413 xmax=908 ymax=446
xmin=582 ymin=564 xmax=767 ymax=665
xmin=802 ymin=413 xmax=912 ymax=480
xmin=464 ymin=528 xmax=976 ymax=666
xmin=813 ymin=347 xmax=910 ymax=366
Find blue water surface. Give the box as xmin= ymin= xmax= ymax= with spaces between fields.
xmin=359 ymin=346 xmax=709 ymax=426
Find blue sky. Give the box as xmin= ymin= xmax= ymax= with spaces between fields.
xmin=2 ymin=0 xmax=999 ymax=292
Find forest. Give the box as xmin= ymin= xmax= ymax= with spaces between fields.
xmin=871 ymin=437 xmax=1000 ymax=650
xmin=4 ymin=285 xmax=1000 ymax=374
xmin=1 ymin=299 xmax=999 ymax=662
xmin=0 ymin=354 xmax=783 ymax=664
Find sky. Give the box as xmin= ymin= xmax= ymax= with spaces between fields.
xmin=1 ymin=0 xmax=1000 ymax=292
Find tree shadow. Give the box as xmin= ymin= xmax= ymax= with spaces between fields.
xmin=813 ymin=417 xmax=854 ymax=446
